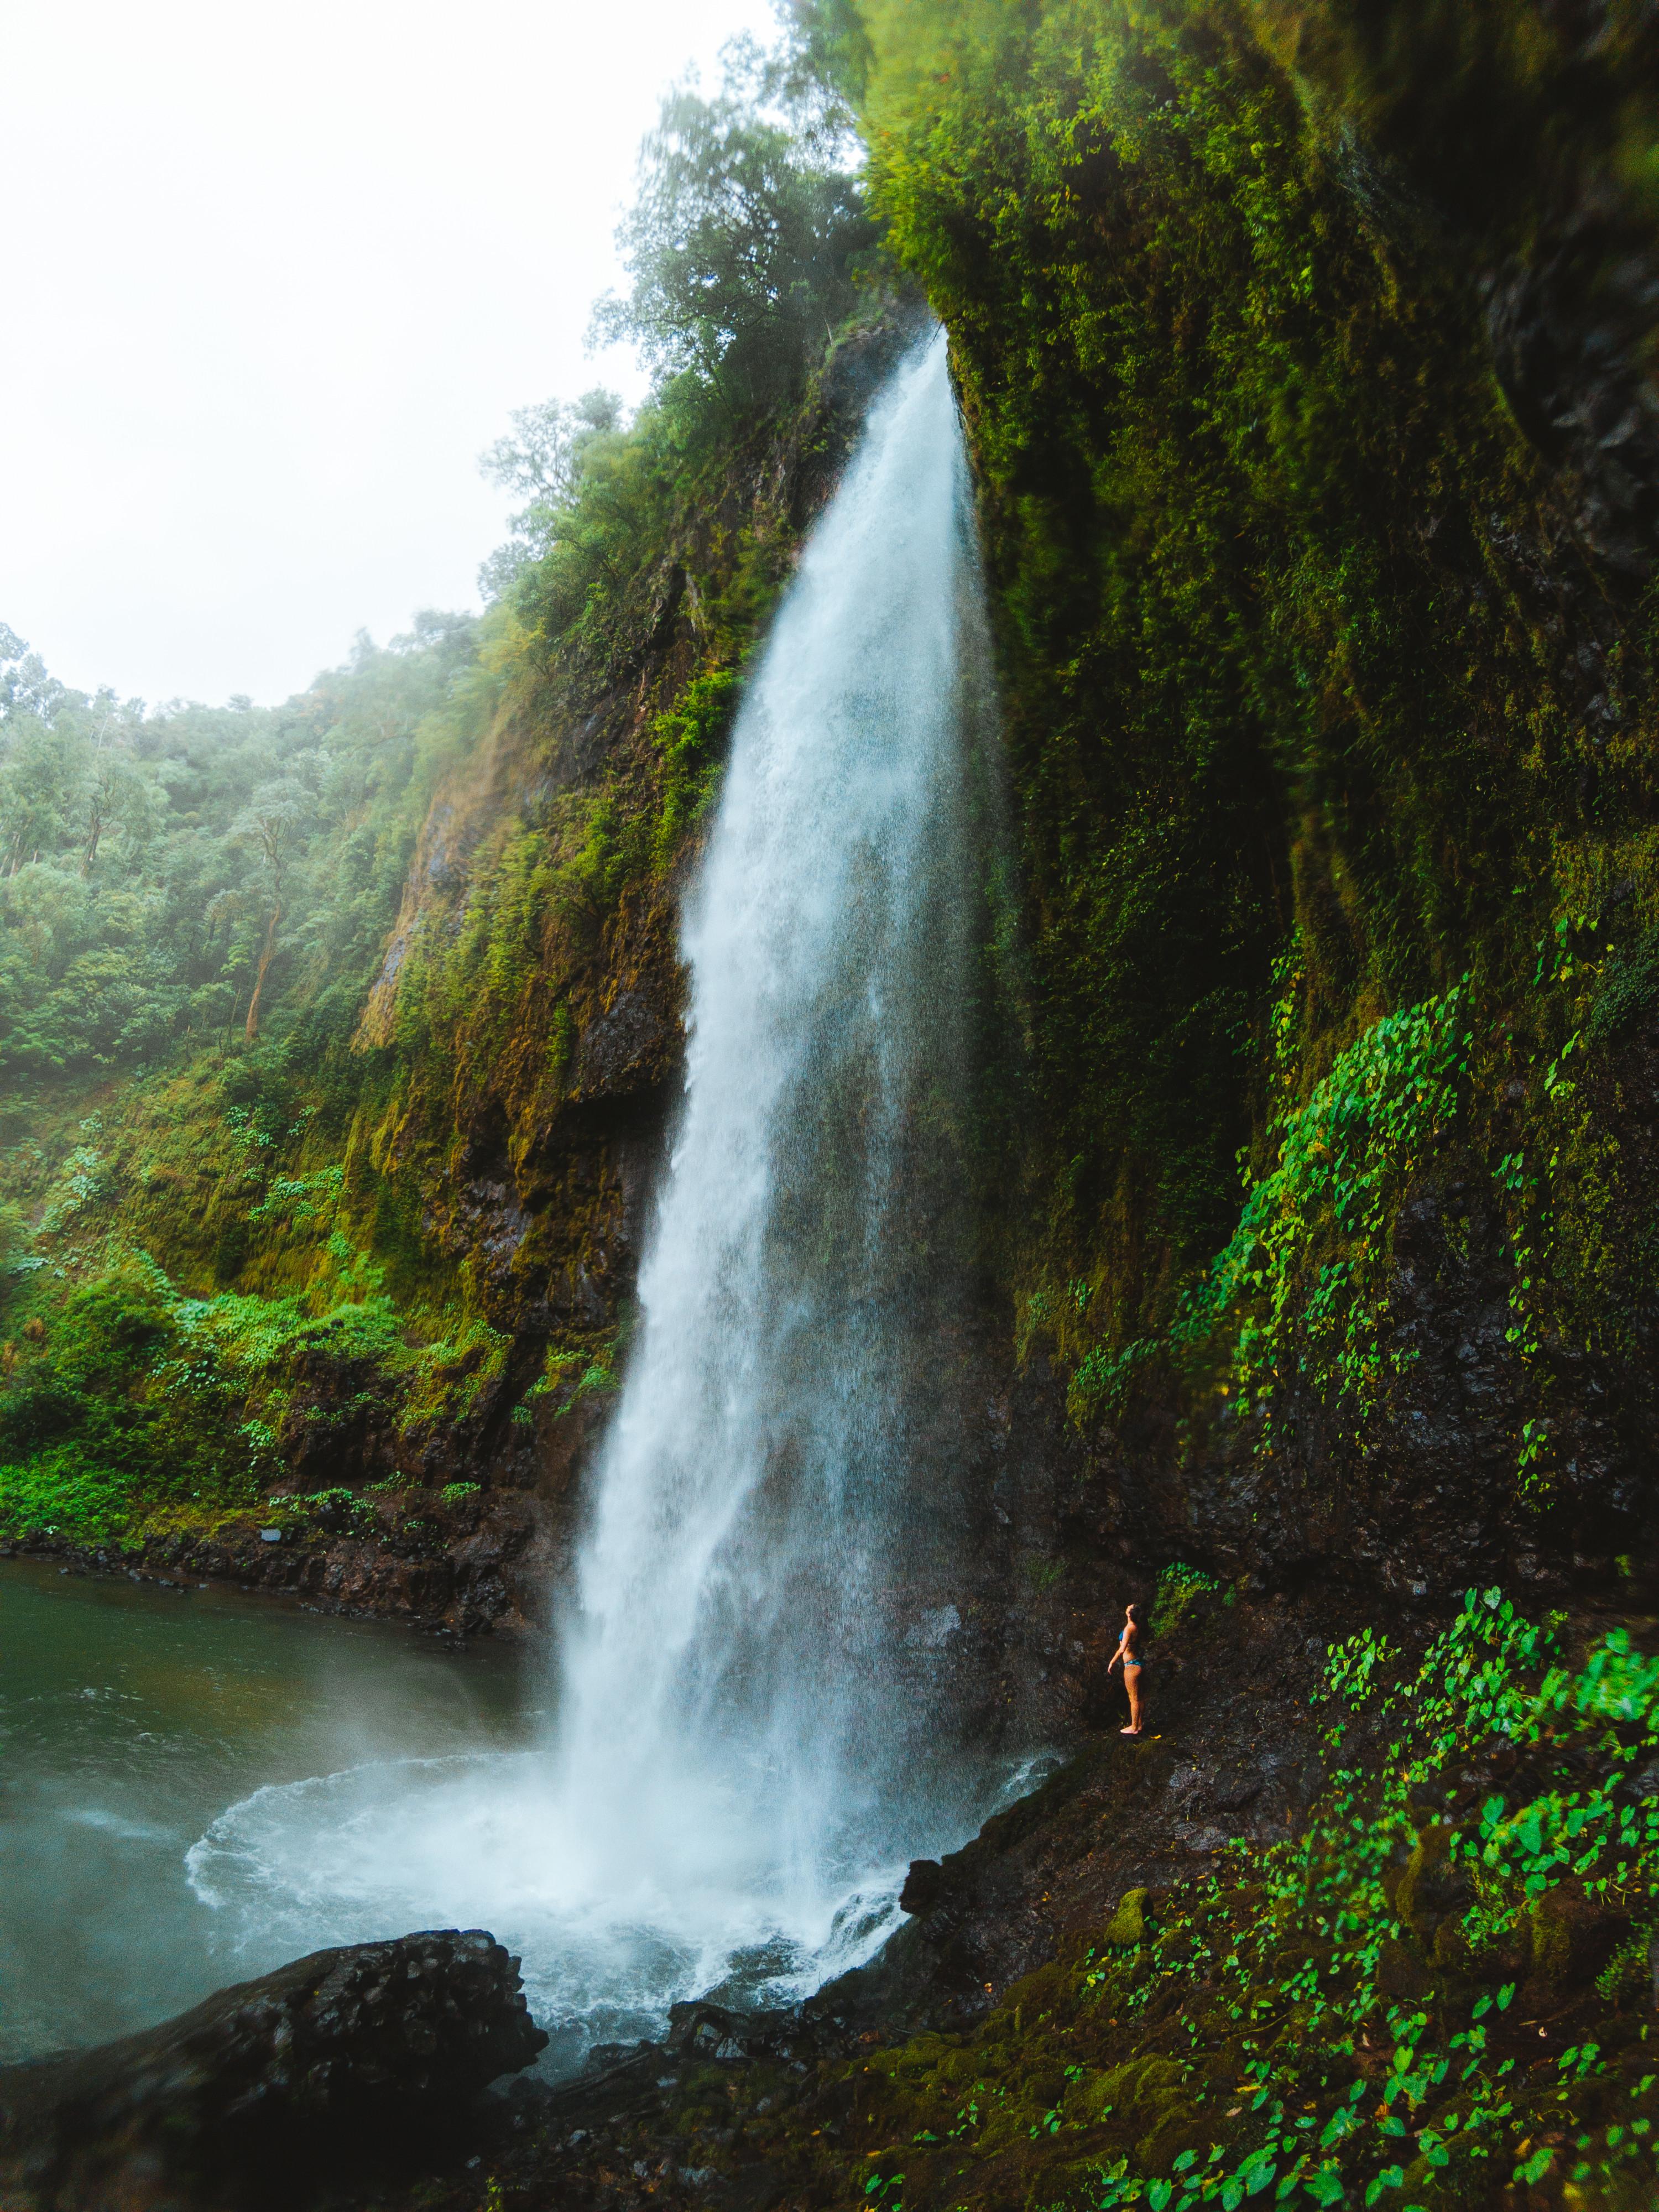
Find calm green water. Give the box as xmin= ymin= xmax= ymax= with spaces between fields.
xmin=0 ymin=1559 xmax=537 ymax=2063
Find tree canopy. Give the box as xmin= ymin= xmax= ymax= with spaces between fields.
xmin=590 ymin=36 xmax=876 ymax=427
xmin=0 ymin=618 xmax=480 ymax=1081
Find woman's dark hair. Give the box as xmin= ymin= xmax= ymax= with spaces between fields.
xmin=1126 ymin=1601 xmax=1141 ymax=1625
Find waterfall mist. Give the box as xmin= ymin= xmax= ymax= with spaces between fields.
xmin=187 ymin=328 xmax=1019 ymax=2063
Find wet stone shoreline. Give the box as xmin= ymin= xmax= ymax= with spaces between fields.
xmin=0 ymin=1481 xmax=556 ymax=1638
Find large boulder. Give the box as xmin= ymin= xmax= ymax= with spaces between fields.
xmin=0 ymin=1928 xmax=547 ymax=2210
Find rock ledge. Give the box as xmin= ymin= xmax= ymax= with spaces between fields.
xmin=0 ymin=1928 xmax=547 ymax=2210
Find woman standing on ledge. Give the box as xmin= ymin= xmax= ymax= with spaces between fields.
xmin=1108 ymin=1601 xmax=1146 ymax=1736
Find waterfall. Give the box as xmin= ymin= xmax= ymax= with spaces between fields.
xmin=551 ymin=322 xmax=981 ymax=1915
xmin=186 ymin=327 xmax=1006 ymax=2062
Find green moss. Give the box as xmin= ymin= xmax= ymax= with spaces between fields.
xmin=650 ymin=666 xmax=740 ymax=863
xmin=1172 ymin=983 xmax=1470 ymax=1449
xmin=0 ymin=1447 xmax=165 ymax=1548
xmin=397 ymin=1318 xmax=513 ymax=1432
xmin=1150 ymin=1563 xmax=1221 ymax=1638
xmin=1103 ymin=1885 xmax=1149 ymax=1948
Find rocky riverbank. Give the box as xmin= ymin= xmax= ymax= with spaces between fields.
xmin=0 ymin=1480 xmax=558 ymax=1637
xmin=9 ymin=1562 xmax=1656 ymax=2211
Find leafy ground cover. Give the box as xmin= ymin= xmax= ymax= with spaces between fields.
xmin=1053 ymin=880 xmax=1659 ymax=1521
xmin=843 ymin=1591 xmax=1659 ymax=2210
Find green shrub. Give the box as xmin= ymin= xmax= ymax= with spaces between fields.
xmin=0 ymin=1447 xmax=138 ymax=1545
xmin=1149 ymin=1562 xmax=1220 ymax=1637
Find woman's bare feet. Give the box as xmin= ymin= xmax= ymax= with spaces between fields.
xmin=1120 ymin=1724 xmax=1142 ymax=1736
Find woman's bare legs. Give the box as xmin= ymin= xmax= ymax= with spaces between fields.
xmin=1121 ymin=1669 xmax=1143 ymax=1736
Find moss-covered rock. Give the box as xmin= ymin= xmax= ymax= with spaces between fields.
xmin=1102 ymin=1885 xmax=1149 ymax=1949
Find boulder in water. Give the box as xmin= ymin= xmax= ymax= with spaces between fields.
xmin=0 ymin=1928 xmax=547 ymax=2210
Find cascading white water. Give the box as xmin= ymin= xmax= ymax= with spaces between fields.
xmin=549 ymin=322 xmax=980 ymax=1901
xmin=187 ymin=327 xmax=1017 ymax=2064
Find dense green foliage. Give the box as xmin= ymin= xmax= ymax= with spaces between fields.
xmin=477 ymin=390 xmax=628 ymax=603
xmin=0 ymin=606 xmax=518 ymax=1544
xmin=592 ymin=36 xmax=877 ymax=429
xmin=0 ymin=614 xmax=476 ymax=1080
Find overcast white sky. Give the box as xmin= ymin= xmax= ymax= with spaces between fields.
xmin=2 ymin=0 xmax=779 ymax=707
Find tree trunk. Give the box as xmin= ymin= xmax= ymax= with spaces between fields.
xmin=244 ymin=899 xmax=281 ymax=1041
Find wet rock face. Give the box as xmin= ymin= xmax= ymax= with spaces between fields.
xmin=573 ymin=990 xmax=670 ymax=1101
xmin=1004 ymin=1131 xmax=1659 ymax=1684
xmin=0 ymin=1929 xmax=547 ymax=2211
xmin=1485 ymin=208 xmax=1659 ymax=581
xmin=801 ymin=1594 xmax=1335 ymax=2041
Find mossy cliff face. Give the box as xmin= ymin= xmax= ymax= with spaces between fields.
xmin=824 ymin=0 xmax=1659 ymax=1618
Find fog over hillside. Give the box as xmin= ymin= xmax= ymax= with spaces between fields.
xmin=0 ymin=0 xmax=775 ymax=704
